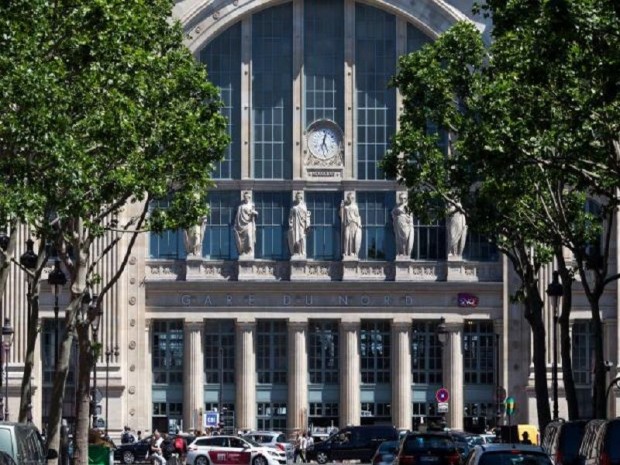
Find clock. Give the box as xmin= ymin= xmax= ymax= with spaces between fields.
xmin=306 ymin=119 xmax=343 ymax=160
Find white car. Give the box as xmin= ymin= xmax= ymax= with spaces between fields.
xmin=241 ymin=431 xmax=294 ymax=464
xmin=187 ymin=435 xmax=286 ymax=465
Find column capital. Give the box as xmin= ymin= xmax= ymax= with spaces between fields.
xmin=184 ymin=320 xmax=204 ymax=332
xmin=236 ymin=319 xmax=256 ymax=331
xmin=340 ymin=320 xmax=360 ymax=331
xmin=444 ymin=322 xmax=464 ymax=332
xmin=288 ymin=320 xmax=308 ymax=331
xmin=391 ymin=320 xmax=412 ymax=331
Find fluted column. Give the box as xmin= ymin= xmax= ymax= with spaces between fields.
xmin=183 ymin=320 xmax=204 ymax=432
xmin=235 ymin=320 xmax=256 ymax=431
xmin=391 ymin=320 xmax=412 ymax=429
xmin=443 ymin=322 xmax=464 ymax=430
xmin=339 ymin=320 xmax=360 ymax=427
xmin=288 ymin=320 xmax=308 ymax=431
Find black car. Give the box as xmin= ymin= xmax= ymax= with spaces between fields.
xmin=114 ymin=438 xmax=152 ymax=464
xmin=542 ymin=420 xmax=587 ymax=465
xmin=394 ymin=432 xmax=462 ymax=465
xmin=307 ymin=425 xmax=399 ymax=464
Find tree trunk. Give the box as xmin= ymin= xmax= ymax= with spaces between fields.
xmin=46 ymin=304 xmax=78 ymax=462
xmin=74 ymin=324 xmax=93 ymax=465
xmin=591 ymin=305 xmax=607 ymax=418
xmin=556 ymin=255 xmax=579 ymax=420
xmin=18 ymin=286 xmax=39 ymax=423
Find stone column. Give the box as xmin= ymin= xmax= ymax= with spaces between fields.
xmin=443 ymin=322 xmax=464 ymax=430
xmin=339 ymin=320 xmax=360 ymax=427
xmin=183 ymin=320 xmax=204 ymax=432
xmin=288 ymin=320 xmax=308 ymax=431
xmin=235 ymin=320 xmax=257 ymax=431
xmin=391 ymin=320 xmax=412 ymax=429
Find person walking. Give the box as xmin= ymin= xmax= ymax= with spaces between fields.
xmin=299 ymin=433 xmax=308 ymax=463
xmin=150 ymin=431 xmax=167 ymax=465
xmin=293 ymin=433 xmax=302 ymax=463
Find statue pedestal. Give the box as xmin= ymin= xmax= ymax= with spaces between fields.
xmin=290 ymin=256 xmax=307 ymax=281
xmin=185 ymin=256 xmax=205 ymax=280
xmin=447 ymin=258 xmax=478 ymax=281
xmin=342 ymin=256 xmax=359 ymax=280
xmin=394 ymin=257 xmax=415 ymax=281
xmin=237 ymin=256 xmax=255 ymax=280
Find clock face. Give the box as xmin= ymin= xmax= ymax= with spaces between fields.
xmin=306 ymin=120 xmax=342 ymax=160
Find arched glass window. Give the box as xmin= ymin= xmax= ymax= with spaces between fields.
xmin=356 ymin=3 xmax=396 ymax=180
xmin=200 ymin=23 xmax=242 ymax=179
xmin=252 ymin=4 xmax=293 ymax=179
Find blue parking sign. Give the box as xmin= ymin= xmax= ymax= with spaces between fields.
xmin=205 ymin=411 xmax=219 ymax=428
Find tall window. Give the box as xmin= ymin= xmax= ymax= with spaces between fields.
xmin=355 ymin=4 xmax=396 ymax=180
xmin=200 ymin=23 xmax=241 ymax=179
xmin=412 ymin=219 xmax=446 ymax=260
xmin=152 ymin=320 xmax=183 ymax=384
xmin=205 ymin=191 xmax=239 ymax=260
xmin=252 ymin=4 xmax=293 ymax=179
xmin=256 ymin=320 xmax=287 ymax=384
xmin=463 ymin=232 xmax=499 ymax=262
xmin=572 ymin=320 xmax=594 ymax=385
xmin=149 ymin=199 xmax=184 ymax=259
xmin=306 ymin=192 xmax=341 ymax=260
xmin=309 ymin=321 xmax=339 ymax=384
xmin=360 ymin=321 xmax=391 ymax=384
xmin=304 ymin=0 xmax=344 ymax=128
xmin=358 ymin=192 xmax=395 ymax=260
xmin=254 ymin=192 xmax=290 ymax=259
xmin=257 ymin=402 xmax=287 ymax=430
xmin=204 ymin=320 xmax=235 ymax=384
xmin=411 ymin=321 xmax=442 ymax=384
xmin=572 ymin=320 xmax=594 ymax=418
xmin=463 ymin=321 xmax=495 ymax=384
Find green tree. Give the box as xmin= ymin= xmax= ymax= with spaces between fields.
xmin=0 ymin=1 xmax=229 ymax=463
xmin=384 ymin=0 xmax=619 ymax=427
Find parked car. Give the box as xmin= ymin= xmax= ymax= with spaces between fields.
xmin=446 ymin=431 xmax=476 ymax=461
xmin=0 ymin=422 xmax=58 ymax=465
xmin=371 ymin=439 xmax=400 ymax=465
xmin=186 ymin=435 xmax=285 ymax=465
xmin=393 ymin=432 xmax=461 ymax=465
xmin=542 ymin=420 xmax=587 ymax=465
xmin=464 ymin=443 xmax=552 ymax=465
xmin=114 ymin=438 xmax=152 ymax=464
xmin=580 ymin=418 xmax=620 ymax=465
xmin=576 ymin=420 xmax=606 ymax=465
xmin=241 ymin=432 xmax=293 ymax=464
xmin=306 ymin=425 xmax=399 ymax=464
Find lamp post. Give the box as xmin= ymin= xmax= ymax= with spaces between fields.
xmin=88 ymin=295 xmax=103 ymax=428
xmin=105 ymin=345 xmax=119 ymax=437
xmin=0 ymin=231 xmax=8 ymax=420
xmin=436 ymin=317 xmax=448 ymax=427
xmin=20 ymin=238 xmax=38 ymax=422
xmin=48 ymin=260 xmax=67 ymax=368
xmin=2 ymin=318 xmax=14 ymax=421
xmin=546 ymin=271 xmax=563 ymax=421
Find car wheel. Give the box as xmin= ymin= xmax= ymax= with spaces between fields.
xmin=253 ymin=456 xmax=268 ymax=465
xmin=315 ymin=452 xmax=329 ymax=464
xmin=122 ymin=451 xmax=136 ymax=465
xmin=195 ymin=456 xmax=209 ymax=465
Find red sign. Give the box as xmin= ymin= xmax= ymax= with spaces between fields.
xmin=436 ymin=387 xmax=450 ymax=403
xmin=457 ymin=293 xmax=479 ymax=308
xmin=208 ymin=451 xmax=252 ymax=465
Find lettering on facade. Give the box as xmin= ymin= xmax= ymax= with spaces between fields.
xmin=179 ymin=293 xmax=415 ymax=307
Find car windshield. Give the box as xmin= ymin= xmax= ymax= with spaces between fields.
xmin=378 ymin=441 xmax=399 ymax=452
xmin=403 ymin=437 xmax=454 ymax=453
xmin=478 ymin=451 xmax=552 ymax=465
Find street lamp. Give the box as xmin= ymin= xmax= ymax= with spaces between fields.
xmin=436 ymin=317 xmax=448 ymax=428
xmin=105 ymin=345 xmax=119 ymax=437
xmin=88 ymin=295 xmax=103 ymax=428
xmin=2 ymin=318 xmax=14 ymax=421
xmin=546 ymin=271 xmax=563 ymax=421
xmin=20 ymin=238 xmax=38 ymax=422
xmin=48 ymin=259 xmax=67 ymax=368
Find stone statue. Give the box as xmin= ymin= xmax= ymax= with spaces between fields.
xmin=447 ymin=202 xmax=467 ymax=258
xmin=288 ymin=192 xmax=311 ymax=257
xmin=234 ymin=191 xmax=259 ymax=256
xmin=184 ymin=219 xmax=206 ymax=257
xmin=392 ymin=193 xmax=414 ymax=258
xmin=340 ymin=192 xmax=362 ymax=258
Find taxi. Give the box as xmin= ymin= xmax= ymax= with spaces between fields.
xmin=186 ymin=435 xmax=286 ymax=465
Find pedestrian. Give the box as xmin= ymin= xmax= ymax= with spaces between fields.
xmin=306 ymin=433 xmax=314 ymax=453
xmin=137 ymin=431 xmax=143 ymax=441
xmin=174 ymin=435 xmax=187 ymax=465
xmin=293 ymin=433 xmax=302 ymax=463
xmin=300 ymin=433 xmax=308 ymax=463
xmin=150 ymin=431 xmax=167 ymax=465
xmin=521 ymin=431 xmax=532 ymax=445
xmin=122 ymin=426 xmax=136 ymax=444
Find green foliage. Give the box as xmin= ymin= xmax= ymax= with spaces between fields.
xmin=0 ymin=0 xmax=229 ymax=237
